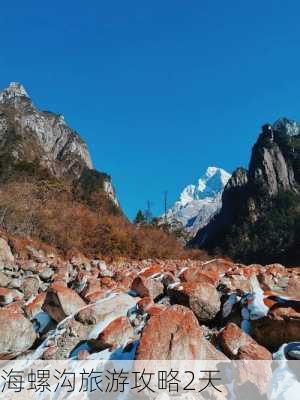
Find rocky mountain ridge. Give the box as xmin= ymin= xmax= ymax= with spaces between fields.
xmin=191 ymin=118 xmax=300 ymax=264
xmin=0 ymin=82 xmax=118 ymax=205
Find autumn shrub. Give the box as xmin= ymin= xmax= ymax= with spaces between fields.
xmin=0 ymin=177 xmax=197 ymax=259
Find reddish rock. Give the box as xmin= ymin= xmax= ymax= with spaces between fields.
xmin=0 ymin=309 xmax=36 ymax=354
xmin=42 ymin=346 xmax=58 ymax=360
xmin=117 ymin=276 xmax=133 ymax=290
xmin=52 ymin=275 xmax=68 ymax=286
xmin=24 ymin=292 xmax=46 ymax=319
xmin=202 ymin=259 xmax=233 ymax=274
xmin=91 ymin=316 xmax=134 ymax=350
xmin=75 ymin=292 xmax=138 ymax=327
xmin=240 ymin=265 xmax=262 ymax=278
xmin=137 ymin=297 xmax=154 ymax=314
xmin=21 ymin=276 xmax=40 ymax=300
xmin=0 ymin=287 xmax=23 ymax=305
xmin=220 ymin=323 xmax=271 ymax=360
xmin=100 ymin=277 xmax=116 ymax=289
xmin=80 ymin=279 xmax=101 ymax=297
xmin=146 ymin=304 xmax=166 ymax=317
xmin=42 ymin=283 xmax=86 ymax=322
xmin=237 ymin=343 xmax=271 ymax=360
xmin=285 ymin=275 xmax=300 ymax=297
xmin=135 ymin=305 xmax=226 ymax=360
xmin=4 ymin=301 xmax=24 ymax=314
xmin=220 ymin=323 xmax=251 ymax=357
xmin=131 ymin=275 xmax=164 ymax=300
xmin=234 ymin=360 xmax=272 ymax=397
xmin=84 ymin=289 xmax=109 ymax=303
xmin=18 ymin=260 xmax=37 ymax=272
xmin=220 ymin=274 xmax=252 ymax=295
xmin=266 ymin=263 xmax=286 ymax=275
xmin=139 ymin=265 xmax=162 ymax=278
xmin=0 ymin=237 xmax=14 ymax=263
xmin=179 ymin=268 xmax=220 ymax=286
xmin=51 ymin=264 xmax=69 ymax=283
xmin=168 ymin=281 xmax=220 ymax=323
xmin=251 ymin=302 xmax=300 ymax=349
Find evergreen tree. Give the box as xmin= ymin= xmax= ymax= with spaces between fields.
xmin=134 ymin=209 xmax=146 ymax=224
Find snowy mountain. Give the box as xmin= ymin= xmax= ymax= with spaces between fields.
xmin=165 ymin=167 xmax=231 ymax=237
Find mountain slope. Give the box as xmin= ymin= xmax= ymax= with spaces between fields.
xmin=190 ymin=118 xmax=300 ymax=265
xmin=0 ymin=82 xmax=118 ymax=206
xmin=0 ymin=82 xmax=188 ymax=259
xmin=165 ymin=167 xmax=231 ymax=237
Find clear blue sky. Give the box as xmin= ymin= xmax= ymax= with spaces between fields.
xmin=1 ymin=1 xmax=300 ymax=219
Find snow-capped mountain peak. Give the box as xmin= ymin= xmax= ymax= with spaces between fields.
xmin=166 ymin=167 xmax=231 ymax=237
xmin=195 ymin=166 xmax=231 ymax=197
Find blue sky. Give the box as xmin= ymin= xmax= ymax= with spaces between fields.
xmin=1 ymin=1 xmax=300 ymax=219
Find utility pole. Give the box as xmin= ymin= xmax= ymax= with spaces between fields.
xmin=146 ymin=200 xmax=152 ymax=224
xmin=164 ymin=191 xmax=168 ymax=225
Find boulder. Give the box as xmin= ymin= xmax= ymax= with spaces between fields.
xmin=131 ymin=266 xmax=165 ymax=299
xmin=233 ymin=359 xmax=272 ymax=397
xmin=237 ymin=343 xmax=272 ymax=360
xmin=220 ymin=274 xmax=252 ymax=295
xmin=0 ymin=238 xmax=14 ymax=264
xmin=251 ymin=301 xmax=300 ymax=350
xmin=7 ymin=277 xmax=23 ymax=289
xmin=168 ymin=281 xmax=220 ymax=323
xmin=25 ymin=292 xmax=46 ymax=319
xmin=38 ymin=266 xmax=54 ymax=281
xmin=0 ymin=287 xmax=23 ymax=305
xmin=75 ymin=292 xmax=138 ymax=335
xmin=42 ymin=283 xmax=86 ymax=322
xmin=179 ymin=268 xmax=220 ymax=286
xmin=137 ymin=297 xmax=154 ymax=314
xmin=100 ymin=276 xmax=116 ymax=289
xmin=84 ymin=289 xmax=110 ymax=303
xmin=3 ymin=301 xmax=24 ymax=314
xmin=285 ymin=275 xmax=300 ymax=297
xmin=90 ymin=316 xmax=134 ymax=350
xmin=146 ymin=304 xmax=167 ymax=317
xmin=0 ymin=309 xmax=36 ymax=354
xmin=131 ymin=275 xmax=164 ymax=300
xmin=202 ymin=259 xmax=233 ymax=274
xmin=220 ymin=323 xmax=271 ymax=360
xmin=0 ymin=271 xmax=10 ymax=287
xmin=135 ymin=305 xmax=226 ymax=360
xmin=21 ymin=276 xmax=40 ymax=300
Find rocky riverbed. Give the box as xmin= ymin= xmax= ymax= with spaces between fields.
xmin=0 ymin=234 xmax=299 ymax=363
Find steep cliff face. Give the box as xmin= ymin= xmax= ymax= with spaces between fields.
xmin=248 ymin=123 xmax=298 ymax=196
xmin=191 ymin=119 xmax=300 ymax=264
xmin=0 ymin=82 xmax=118 ymax=206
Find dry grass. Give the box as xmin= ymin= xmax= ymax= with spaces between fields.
xmin=0 ymin=177 xmax=203 ymax=259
